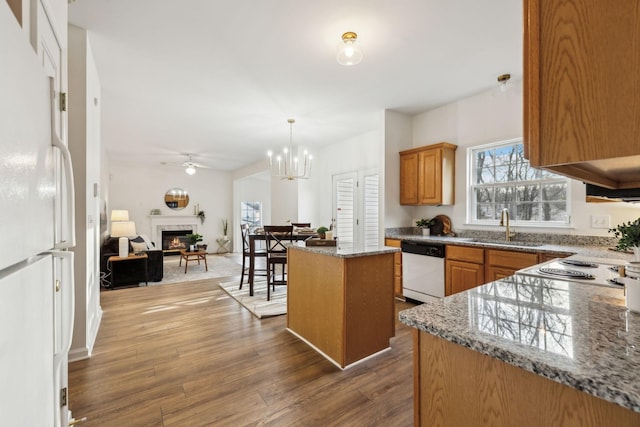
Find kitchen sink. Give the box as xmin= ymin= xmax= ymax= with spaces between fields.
xmin=467 ymin=239 xmax=543 ymax=248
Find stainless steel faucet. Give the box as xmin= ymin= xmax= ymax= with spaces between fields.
xmin=499 ymin=208 xmax=516 ymax=242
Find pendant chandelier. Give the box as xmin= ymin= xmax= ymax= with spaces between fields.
xmin=267 ymin=119 xmax=312 ymax=180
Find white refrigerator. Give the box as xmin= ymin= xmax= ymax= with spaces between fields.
xmin=0 ymin=5 xmax=76 ymax=427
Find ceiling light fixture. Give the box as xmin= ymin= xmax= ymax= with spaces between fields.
xmin=185 ymin=164 xmax=196 ymax=175
xmin=337 ymin=32 xmax=363 ymax=66
xmin=267 ymin=119 xmax=312 ymax=180
xmin=497 ymin=73 xmax=513 ymax=92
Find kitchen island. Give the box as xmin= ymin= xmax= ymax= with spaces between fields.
xmin=287 ymin=244 xmax=399 ymax=369
xmin=399 ymin=274 xmax=640 ymax=426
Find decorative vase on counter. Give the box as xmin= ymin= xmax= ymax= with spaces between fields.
xmin=422 ymin=228 xmax=430 ymax=236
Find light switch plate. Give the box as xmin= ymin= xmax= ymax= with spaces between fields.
xmin=590 ymin=215 xmax=611 ymax=229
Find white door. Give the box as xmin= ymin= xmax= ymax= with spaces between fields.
xmin=52 ymin=251 xmax=74 ymax=427
xmin=0 ymin=5 xmax=55 ymax=269
xmin=36 ymin=1 xmax=72 ymax=250
xmin=332 ymin=170 xmax=380 ymax=250
xmin=0 ymin=255 xmax=55 ymax=426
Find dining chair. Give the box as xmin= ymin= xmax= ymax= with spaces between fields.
xmin=239 ymin=223 xmax=266 ymax=290
xmin=263 ymin=225 xmax=293 ymax=301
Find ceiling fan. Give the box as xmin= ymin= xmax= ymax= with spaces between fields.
xmin=161 ymin=155 xmax=210 ymax=175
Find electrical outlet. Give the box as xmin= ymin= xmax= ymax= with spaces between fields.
xmin=590 ymin=215 xmax=611 ymax=229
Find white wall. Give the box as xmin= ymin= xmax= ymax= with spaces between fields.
xmin=384 ymin=110 xmax=414 ymax=227
xmin=407 ymin=81 xmax=640 ymax=235
xmin=68 ymin=25 xmax=102 ymax=361
xmin=107 ymin=162 xmax=233 ymax=248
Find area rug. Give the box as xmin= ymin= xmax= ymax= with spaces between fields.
xmin=148 ymin=254 xmax=242 ymax=286
xmin=218 ymin=280 xmax=286 ymax=319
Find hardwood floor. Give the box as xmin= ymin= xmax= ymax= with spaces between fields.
xmin=69 ymin=276 xmax=416 ymax=426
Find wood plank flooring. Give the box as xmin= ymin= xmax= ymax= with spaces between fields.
xmin=69 ymin=276 xmax=416 ymax=426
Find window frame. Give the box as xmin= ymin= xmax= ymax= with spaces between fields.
xmin=466 ymin=138 xmax=572 ymax=227
xmin=240 ymin=201 xmax=263 ymax=231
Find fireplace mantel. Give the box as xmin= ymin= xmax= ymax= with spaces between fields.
xmin=149 ymin=215 xmax=199 ymax=245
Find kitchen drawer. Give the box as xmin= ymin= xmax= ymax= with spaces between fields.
xmin=385 ymin=238 xmax=401 ymax=247
xmin=486 ymin=249 xmax=539 ymax=270
xmin=446 ymin=245 xmax=484 ymax=264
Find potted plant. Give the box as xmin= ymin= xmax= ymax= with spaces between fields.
xmin=185 ymin=233 xmax=203 ymax=252
xmin=197 ymin=210 xmax=206 ymax=224
xmin=221 ymin=219 xmax=228 ymax=239
xmin=416 ymin=218 xmax=436 ymax=236
xmin=610 ymin=218 xmax=640 ymax=260
xmin=316 ymin=226 xmax=329 ymax=239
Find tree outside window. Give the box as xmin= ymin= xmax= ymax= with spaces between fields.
xmin=470 ymin=140 xmax=569 ymax=224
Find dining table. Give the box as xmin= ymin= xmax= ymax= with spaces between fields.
xmin=247 ymin=231 xmax=317 ymax=296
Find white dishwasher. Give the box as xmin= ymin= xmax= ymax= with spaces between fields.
xmin=401 ymin=240 xmax=445 ymax=303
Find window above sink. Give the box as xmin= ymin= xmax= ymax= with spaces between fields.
xmin=467 ymin=138 xmax=571 ymax=227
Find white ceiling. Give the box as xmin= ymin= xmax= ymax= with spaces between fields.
xmin=68 ymin=0 xmax=523 ymax=172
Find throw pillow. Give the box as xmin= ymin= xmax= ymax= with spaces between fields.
xmin=131 ymin=241 xmax=147 ymax=253
xmin=139 ymin=233 xmax=156 ymax=250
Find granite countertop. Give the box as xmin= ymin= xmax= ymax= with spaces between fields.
xmin=288 ymin=243 xmax=400 ymax=258
xmin=399 ymin=275 xmax=640 ymax=412
xmin=386 ymin=232 xmax=633 ymax=261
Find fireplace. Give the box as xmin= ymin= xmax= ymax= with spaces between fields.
xmin=162 ymin=229 xmax=193 ymax=254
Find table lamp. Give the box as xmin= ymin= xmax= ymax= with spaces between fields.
xmin=111 ymin=221 xmax=137 ymax=257
xmin=110 ymin=209 xmax=129 ymax=222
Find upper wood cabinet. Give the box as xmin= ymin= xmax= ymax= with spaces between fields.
xmin=399 ymin=142 xmax=457 ymax=205
xmin=523 ymin=0 xmax=640 ymax=189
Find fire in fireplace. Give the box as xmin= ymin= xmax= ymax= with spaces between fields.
xmin=161 ymin=230 xmax=193 ymax=254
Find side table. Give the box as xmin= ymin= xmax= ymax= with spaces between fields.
xmin=216 ymin=237 xmax=231 ymax=253
xmin=107 ymin=253 xmax=148 ymax=288
xmin=179 ymin=249 xmax=208 ymax=273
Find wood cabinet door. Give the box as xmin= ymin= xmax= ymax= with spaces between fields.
xmin=399 ymin=152 xmax=418 ymax=205
xmin=384 ymin=239 xmax=403 ymax=298
xmin=417 ymin=148 xmax=442 ymax=205
xmin=524 ymin=0 xmax=640 ymax=188
xmin=486 ymin=249 xmax=539 ymax=269
xmin=485 ymin=265 xmax=517 ymax=282
xmin=538 ymin=252 xmax=570 ymax=263
xmin=485 ymin=249 xmax=540 ymax=282
xmin=445 ymin=260 xmax=484 ymax=296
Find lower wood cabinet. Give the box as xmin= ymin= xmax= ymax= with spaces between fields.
xmin=445 ymin=245 xmax=564 ymax=295
xmin=445 ymin=245 xmax=485 ymax=296
xmin=538 ymin=252 xmax=571 ymax=263
xmin=385 ymin=238 xmax=403 ymax=299
xmin=485 ymin=249 xmax=539 ymax=282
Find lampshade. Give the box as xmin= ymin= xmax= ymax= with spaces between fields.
xmin=111 ymin=221 xmax=137 ymax=237
xmin=110 ymin=210 xmax=129 ymax=222
xmin=337 ymin=31 xmax=363 ymax=66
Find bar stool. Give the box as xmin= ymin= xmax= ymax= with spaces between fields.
xmin=239 ymin=224 xmax=266 ymax=289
